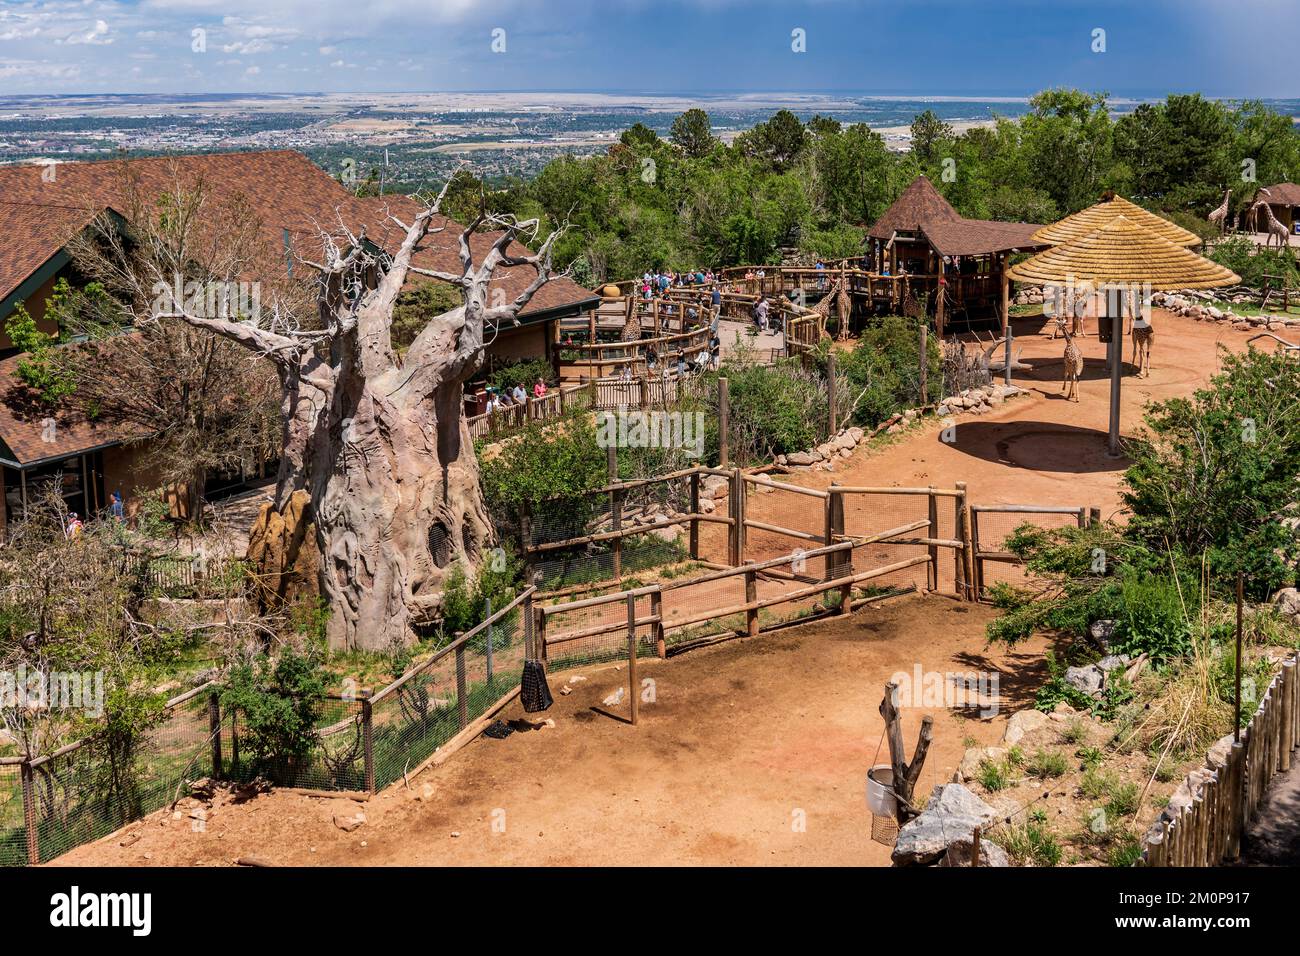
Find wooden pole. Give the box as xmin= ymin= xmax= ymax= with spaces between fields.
xmin=651 ymin=589 xmax=665 ymax=659
xmin=361 ymin=698 xmax=375 ymax=792
xmin=745 ymin=567 xmax=759 ymax=636
xmin=689 ymin=470 xmax=701 ymax=560
xmin=1107 ymin=296 xmax=1123 ymax=458
xmin=879 ymin=682 xmax=933 ymax=824
xmin=21 ymin=760 xmax=38 ymax=865
xmin=955 ymin=481 xmax=971 ymax=600
xmin=1000 ymin=264 xmax=1010 ymax=340
xmin=1235 ymin=572 xmax=1244 ymax=742
xmin=827 ymin=351 xmax=839 ymax=436
xmin=627 ymin=594 xmax=639 ymax=726
xmin=718 ymin=376 xmax=730 ymax=468
xmin=608 ymin=445 xmax=622 ymax=581
xmin=209 ymin=690 xmax=223 ymax=779
xmin=935 ymin=256 xmax=946 ymax=340
xmin=918 ymin=323 xmax=928 ymax=405
xmin=927 ymin=487 xmax=939 ymax=592
xmin=970 ymin=825 xmax=982 ymax=868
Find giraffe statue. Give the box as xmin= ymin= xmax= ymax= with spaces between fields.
xmin=1208 ymin=188 xmax=1231 ymax=235
xmin=1061 ymin=325 xmax=1084 ymax=402
xmin=1255 ymin=198 xmax=1291 ymax=249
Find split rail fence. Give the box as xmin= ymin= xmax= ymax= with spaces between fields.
xmin=1141 ymin=652 xmax=1299 ymax=867
xmin=0 ymin=588 xmax=537 ymax=866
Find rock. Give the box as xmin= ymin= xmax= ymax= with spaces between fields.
xmin=1088 ymin=619 xmax=1118 ymax=651
xmin=1002 ymin=708 xmax=1052 ymax=746
xmin=1096 ymin=654 xmax=1129 ymax=673
xmin=937 ymin=836 xmax=1011 ymax=867
xmin=1207 ymin=733 xmax=1236 ymax=771
xmin=334 ymin=811 xmax=367 ymax=832
xmin=775 ymin=454 xmax=787 ymax=467
xmin=848 ymin=427 xmax=864 ymax=442
xmin=602 ymin=687 xmax=626 ymax=707
xmin=839 ymin=448 xmax=852 ymax=459
xmin=937 ymin=404 xmax=951 ymax=416
xmin=891 ymin=784 xmax=1002 ymax=865
xmin=955 ymin=746 xmax=1007 ymax=783
xmin=1052 ymin=702 xmax=1076 ymax=715
xmin=702 ymin=475 xmax=729 ymax=496
xmin=700 ymin=497 xmax=716 ymax=514
xmin=1065 ymin=664 xmax=1105 ymax=697
xmin=786 ymin=451 xmax=817 ymax=467
xmin=1272 ymin=587 xmax=1300 ymax=618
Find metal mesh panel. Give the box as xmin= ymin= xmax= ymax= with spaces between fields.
xmin=842 ymin=492 xmax=934 ymax=594
xmin=742 ymin=480 xmax=830 ymax=578
xmin=220 ymin=695 xmax=364 ymax=790
xmin=542 ymin=591 xmax=659 ymax=672
xmin=0 ymin=763 xmax=25 ymax=866
xmin=26 ymin=690 xmax=211 ymax=863
xmin=974 ymin=508 xmax=1083 ymax=594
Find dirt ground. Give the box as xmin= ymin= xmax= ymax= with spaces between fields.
xmin=56 ymin=307 xmax=1271 ymax=867
xmin=57 ymin=596 xmax=1048 ymax=867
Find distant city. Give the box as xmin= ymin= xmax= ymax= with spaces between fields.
xmin=4 ymin=91 xmax=1297 ymax=193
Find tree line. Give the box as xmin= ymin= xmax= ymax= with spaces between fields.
xmin=416 ymin=90 xmax=1300 ymax=284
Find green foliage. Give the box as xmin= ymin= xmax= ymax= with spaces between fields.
xmin=1026 ymin=748 xmax=1069 ymax=780
xmin=487 ymin=358 xmax=552 ymax=393
xmin=669 ymin=108 xmax=716 ymax=159
xmin=1209 ymin=235 xmax=1300 ymax=288
xmin=1002 ymin=809 xmax=1063 ymax=866
xmin=4 ymin=300 xmax=74 ymax=404
xmin=1123 ymin=346 xmax=1300 ymax=599
xmin=480 ymin=414 xmax=607 ymax=512
xmin=1034 ymin=651 xmax=1096 ymax=713
xmin=977 ymin=758 xmax=1010 ymax=792
xmin=839 ymin=315 xmax=941 ymax=426
xmin=220 ymin=647 xmax=328 ymax=780
xmin=392 ymin=279 xmax=463 ymax=351
xmin=701 ymin=360 xmax=828 ymax=464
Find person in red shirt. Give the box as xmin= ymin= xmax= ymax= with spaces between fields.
xmin=533 ymin=377 xmax=548 ymax=399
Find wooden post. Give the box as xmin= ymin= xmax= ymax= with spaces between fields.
xmin=627 ymin=594 xmax=639 ymax=726
xmin=879 ymin=682 xmax=933 ymax=824
xmin=955 ymin=481 xmax=971 ymax=600
xmin=970 ymin=826 xmax=982 ymax=868
xmin=732 ymin=469 xmax=746 ymax=565
xmin=918 ymin=323 xmax=928 ymax=405
xmin=209 ymin=690 xmax=223 ymax=779
xmin=609 ymin=445 xmax=622 ymax=581
xmin=1235 ymin=572 xmax=1244 ymax=742
xmin=745 ymin=566 xmax=759 ymax=636
xmin=361 ymin=698 xmax=375 ymax=792
xmin=651 ymin=589 xmax=666 ymax=659
xmin=689 ymin=470 xmax=701 ymax=560
xmin=21 ymin=760 xmax=38 ymax=865
xmin=718 ymin=376 xmax=730 ymax=468
xmin=1000 ymin=264 xmax=1010 ymax=340
xmin=935 ymin=256 xmax=946 ymax=340
xmin=827 ymin=351 xmax=838 ymax=436
xmin=927 ymin=487 xmax=939 ymax=593
xmin=638 ymin=375 xmax=649 ymax=410
xmin=484 ymin=597 xmax=494 ymax=686
xmin=455 ymin=645 xmax=468 ymax=730
xmin=826 ymin=485 xmax=848 ymax=611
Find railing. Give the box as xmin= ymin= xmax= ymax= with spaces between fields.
xmin=467 ymin=381 xmax=595 ymax=440
xmin=970 ymin=504 xmax=1097 ymax=597
xmin=1142 ymin=652 xmax=1299 ymax=866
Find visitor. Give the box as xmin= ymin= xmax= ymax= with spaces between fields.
xmin=511 ymin=383 xmax=527 ymax=406
xmin=110 ymin=490 xmax=125 ymax=524
xmin=694 ymin=349 xmax=709 ymax=374
xmin=533 ymin=377 xmax=548 ymax=399
xmin=675 ymin=352 xmax=687 ymax=376
xmin=645 ymin=346 xmax=658 ymax=371
xmin=754 ymin=295 xmax=770 ymax=333
xmin=815 ymin=259 xmax=826 ymax=290
xmin=66 ymin=512 xmax=83 ymax=539
xmin=619 ymin=363 xmax=632 ymax=382
xmin=711 ymin=285 xmax=722 ymax=311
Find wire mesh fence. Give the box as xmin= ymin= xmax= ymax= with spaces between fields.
xmin=971 ymin=505 xmax=1090 ymax=596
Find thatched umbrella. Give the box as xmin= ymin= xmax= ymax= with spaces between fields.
xmin=1007 ymin=216 xmax=1239 ymax=456
xmin=1031 ymin=194 xmax=1202 ymax=248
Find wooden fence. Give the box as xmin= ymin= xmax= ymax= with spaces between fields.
xmin=1141 ymin=653 xmax=1299 ymax=867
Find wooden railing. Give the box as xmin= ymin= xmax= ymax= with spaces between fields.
xmin=1142 ymin=651 xmax=1299 ymax=866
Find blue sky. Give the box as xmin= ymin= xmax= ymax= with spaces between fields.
xmin=2 ymin=0 xmax=1298 ymax=97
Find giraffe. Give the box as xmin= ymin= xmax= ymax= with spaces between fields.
xmin=1208 ymin=188 xmax=1231 ymax=235
xmin=1254 ymin=197 xmax=1291 ymax=249
xmin=1128 ymin=290 xmax=1154 ymax=378
xmin=1061 ymin=324 xmax=1084 ymax=402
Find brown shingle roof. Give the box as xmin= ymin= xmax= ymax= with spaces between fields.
xmin=356 ymin=195 xmax=598 ymax=319
xmin=0 ymin=349 xmax=143 ymax=468
xmin=921 ymin=218 xmax=1047 ymax=257
xmin=0 ymin=202 xmax=105 ymax=304
xmin=867 ymin=175 xmax=960 ymax=240
xmin=1261 ymin=183 xmax=1300 ymax=207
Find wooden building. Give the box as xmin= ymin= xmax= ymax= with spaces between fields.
xmin=864 ymin=176 xmax=1048 ymax=334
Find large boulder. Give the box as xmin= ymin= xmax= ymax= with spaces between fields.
xmin=1088 ymin=619 xmax=1118 ymax=651
xmin=1065 ymin=664 xmax=1105 ymax=698
xmin=891 ymin=784 xmax=1002 ymax=866
xmin=1272 ymin=587 xmax=1300 ymax=619
xmin=1002 ymin=708 xmax=1051 ymax=746
xmin=937 ymin=835 xmax=1011 ymax=867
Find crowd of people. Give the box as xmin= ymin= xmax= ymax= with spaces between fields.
xmin=638 ymin=268 xmax=717 ymax=300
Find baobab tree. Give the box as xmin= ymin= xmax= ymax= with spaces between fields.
xmin=79 ymin=169 xmax=565 ymax=651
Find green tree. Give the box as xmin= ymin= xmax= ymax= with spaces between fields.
xmin=670 ymin=108 xmax=715 ymax=158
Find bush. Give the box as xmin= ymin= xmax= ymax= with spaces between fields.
xmin=487 ymin=358 xmax=553 ymax=393
xmin=220 ymin=647 xmax=328 ymax=781
xmin=480 ymin=414 xmax=607 ymax=513
xmin=1209 ymin=235 xmax=1300 ymax=288
xmin=700 ymin=359 xmax=829 ymax=464
xmin=840 ymin=315 xmax=941 ymax=427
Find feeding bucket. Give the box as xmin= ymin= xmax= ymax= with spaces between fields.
xmin=866 ymin=765 xmax=896 ymax=816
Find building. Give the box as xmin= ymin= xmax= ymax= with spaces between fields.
xmin=0 ymin=150 xmax=597 ymax=531
xmin=863 ymin=175 xmax=1048 ymax=334
xmin=1257 ymin=183 xmax=1300 ymax=234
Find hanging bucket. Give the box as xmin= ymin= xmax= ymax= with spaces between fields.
xmin=866 ymin=765 xmax=896 ymax=816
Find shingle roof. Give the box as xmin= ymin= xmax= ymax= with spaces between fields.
xmin=867 ymin=175 xmax=960 ymax=241
xmin=921 ymin=218 xmax=1048 ymax=257
xmin=356 ymin=194 xmax=598 ymax=319
xmin=0 ymin=349 xmax=143 ymax=468
xmin=1260 ymin=183 xmax=1300 ymax=207
xmin=0 ymin=202 xmax=106 ymax=304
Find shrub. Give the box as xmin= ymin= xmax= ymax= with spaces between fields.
xmin=487 ymin=358 xmax=553 ymax=393
xmin=702 ymin=359 xmax=829 ymax=463
xmin=220 ymin=647 xmax=328 ymax=781
xmin=1209 ymin=235 xmax=1300 ymax=288
xmin=839 ymin=315 xmax=941 ymax=427
xmin=977 ymin=758 xmax=1010 ymax=792
xmin=1026 ymin=748 xmax=1069 ymax=779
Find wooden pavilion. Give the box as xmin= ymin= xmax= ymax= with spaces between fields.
xmin=864 ymin=175 xmax=1049 ymax=335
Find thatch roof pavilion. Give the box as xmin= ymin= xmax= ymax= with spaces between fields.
xmin=1008 ymin=216 xmax=1239 ymax=290
xmin=1007 ymin=215 xmax=1238 ymax=456
xmin=1030 ymin=194 xmax=1201 ymax=248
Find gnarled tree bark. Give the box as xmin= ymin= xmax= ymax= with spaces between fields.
xmin=164 ymin=184 xmax=565 ymax=650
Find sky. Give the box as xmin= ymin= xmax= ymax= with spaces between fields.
xmin=1 ymin=0 xmax=1299 ymax=98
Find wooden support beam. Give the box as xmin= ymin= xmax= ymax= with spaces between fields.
xmin=879 ymin=682 xmax=933 ymax=824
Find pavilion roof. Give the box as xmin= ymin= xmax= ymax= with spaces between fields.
xmin=1031 ymin=194 xmax=1201 ymax=248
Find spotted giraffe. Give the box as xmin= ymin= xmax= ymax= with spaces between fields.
xmin=1061 ymin=325 xmax=1084 ymax=402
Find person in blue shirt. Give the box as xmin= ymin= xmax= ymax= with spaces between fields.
xmin=110 ymin=490 xmax=125 ymax=523
xmin=711 ymin=286 xmax=722 ymax=309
